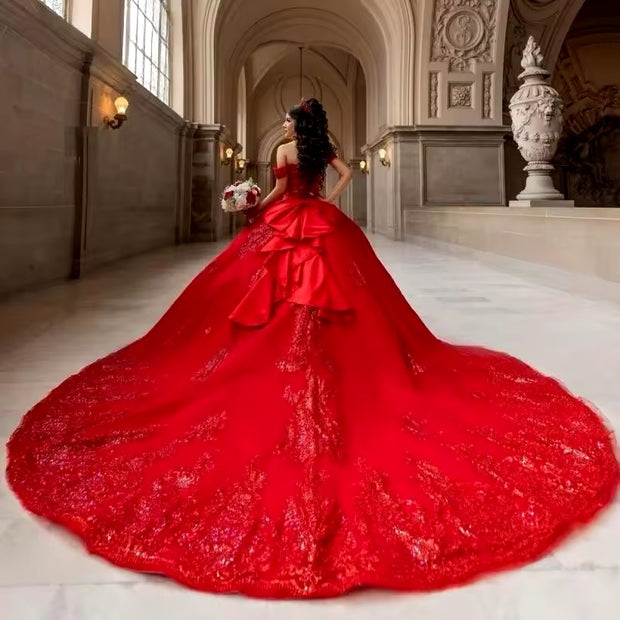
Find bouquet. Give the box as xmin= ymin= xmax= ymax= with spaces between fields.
xmin=221 ymin=178 xmax=261 ymax=212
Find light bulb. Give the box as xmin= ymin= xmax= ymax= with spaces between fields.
xmin=114 ymin=96 xmax=129 ymax=115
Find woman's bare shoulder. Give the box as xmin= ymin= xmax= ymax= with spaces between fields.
xmin=279 ymin=141 xmax=298 ymax=163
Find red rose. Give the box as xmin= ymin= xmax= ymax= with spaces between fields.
xmin=245 ymin=191 xmax=257 ymax=205
xmin=224 ymin=190 xmax=234 ymax=199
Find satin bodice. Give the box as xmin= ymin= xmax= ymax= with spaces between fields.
xmin=273 ymin=163 xmax=323 ymax=197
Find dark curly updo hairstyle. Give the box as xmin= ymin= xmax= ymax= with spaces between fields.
xmin=288 ymin=98 xmax=336 ymax=189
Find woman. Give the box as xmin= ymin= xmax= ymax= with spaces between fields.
xmin=6 ymin=98 xmax=618 ymax=598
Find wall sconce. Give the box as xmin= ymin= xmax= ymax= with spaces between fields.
xmin=222 ymin=147 xmax=234 ymax=165
xmin=104 ymin=96 xmax=129 ymax=129
xmin=378 ymin=148 xmax=390 ymax=167
xmin=235 ymin=157 xmax=247 ymax=173
xmin=359 ymin=159 xmax=369 ymax=174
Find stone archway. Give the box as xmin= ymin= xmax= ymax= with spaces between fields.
xmin=215 ymin=8 xmax=380 ymax=138
xmin=251 ymin=47 xmax=356 ymax=159
xmin=502 ymin=0 xmax=587 ymax=118
xmin=249 ymin=47 xmax=363 ymax=219
xmin=552 ymin=0 xmax=620 ymax=206
xmin=196 ymin=0 xmax=417 ymax=138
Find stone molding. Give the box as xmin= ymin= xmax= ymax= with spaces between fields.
xmin=364 ymin=124 xmax=510 ymax=151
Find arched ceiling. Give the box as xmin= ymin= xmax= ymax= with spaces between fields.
xmin=245 ymin=45 xmax=359 ymax=97
xmin=566 ymin=0 xmax=620 ymax=34
xmin=247 ymin=44 xmax=359 ymax=161
xmin=193 ymin=0 xmax=417 ymax=138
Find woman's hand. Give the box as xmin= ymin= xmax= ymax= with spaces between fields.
xmin=325 ymin=157 xmax=353 ymax=203
xmin=244 ymin=205 xmax=260 ymax=224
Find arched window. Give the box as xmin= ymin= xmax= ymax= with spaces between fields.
xmin=123 ymin=0 xmax=171 ymax=104
xmin=39 ymin=0 xmax=67 ymax=18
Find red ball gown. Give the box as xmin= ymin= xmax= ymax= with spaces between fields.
xmin=6 ymin=163 xmax=619 ymax=598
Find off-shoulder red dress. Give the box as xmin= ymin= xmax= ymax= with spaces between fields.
xmin=6 ymin=162 xmax=618 ymax=598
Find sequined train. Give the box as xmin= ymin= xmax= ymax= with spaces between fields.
xmin=6 ymin=163 xmax=619 ymax=598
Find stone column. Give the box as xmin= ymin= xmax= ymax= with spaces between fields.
xmin=364 ymin=128 xmax=423 ymax=240
xmin=346 ymin=158 xmax=368 ymax=227
xmin=72 ymin=56 xmax=95 ymax=279
xmin=91 ymin=0 xmax=125 ymax=60
xmin=362 ymin=139 xmax=400 ymax=239
xmin=255 ymin=162 xmax=272 ymax=199
xmin=361 ymin=147 xmax=375 ymax=234
xmin=175 ymin=121 xmax=193 ymax=244
xmin=190 ymin=124 xmax=224 ymax=241
xmin=189 ymin=124 xmax=239 ymax=240
xmin=71 ymin=0 xmax=94 ymax=37
xmin=354 ymin=171 xmax=368 ymax=228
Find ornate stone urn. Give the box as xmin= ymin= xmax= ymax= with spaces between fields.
xmin=509 ymin=36 xmax=573 ymax=206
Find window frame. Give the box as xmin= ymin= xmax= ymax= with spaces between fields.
xmin=39 ymin=0 xmax=69 ymax=19
xmin=123 ymin=0 xmax=171 ymax=105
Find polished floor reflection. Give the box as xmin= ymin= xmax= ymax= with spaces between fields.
xmin=1 ymin=236 xmax=619 ymax=619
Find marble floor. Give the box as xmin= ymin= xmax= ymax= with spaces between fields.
xmin=1 ymin=235 xmax=619 ymax=620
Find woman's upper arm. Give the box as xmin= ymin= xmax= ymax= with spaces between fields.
xmin=274 ymin=145 xmax=288 ymax=192
xmin=329 ymin=156 xmax=352 ymax=178
xmin=276 ymin=144 xmax=288 ymax=168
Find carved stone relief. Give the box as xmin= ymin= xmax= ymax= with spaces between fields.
xmin=482 ymin=73 xmax=492 ymax=118
xmin=429 ymin=72 xmax=439 ymax=117
xmin=431 ymin=0 xmax=498 ymax=71
xmin=449 ymin=83 xmax=472 ymax=107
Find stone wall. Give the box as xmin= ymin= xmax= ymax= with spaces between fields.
xmin=405 ymin=206 xmax=620 ymax=283
xmin=0 ymin=0 xmax=187 ymax=297
xmin=365 ymin=127 xmax=506 ymax=239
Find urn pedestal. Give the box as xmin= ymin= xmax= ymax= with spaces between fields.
xmin=509 ymin=37 xmax=573 ymax=208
